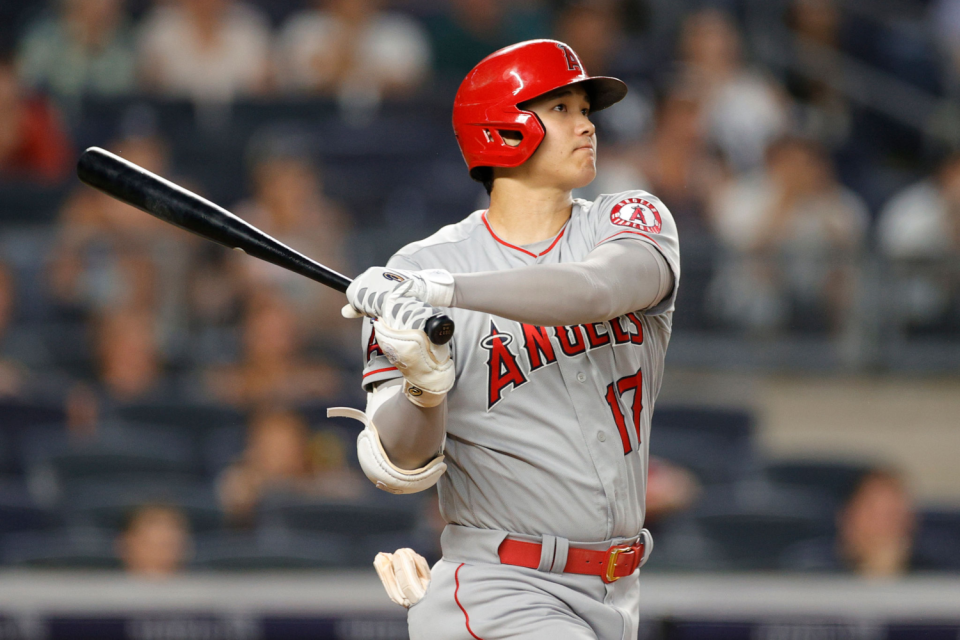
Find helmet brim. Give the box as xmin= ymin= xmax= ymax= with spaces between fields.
xmin=577 ymin=77 xmax=629 ymax=113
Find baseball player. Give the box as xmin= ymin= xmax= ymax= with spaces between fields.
xmin=331 ymin=39 xmax=680 ymax=639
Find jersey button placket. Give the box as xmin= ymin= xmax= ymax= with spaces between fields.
xmin=597 ymin=431 xmax=607 ymax=442
xmin=576 ymin=372 xmax=586 ymax=382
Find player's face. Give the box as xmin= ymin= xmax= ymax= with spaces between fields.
xmin=519 ymin=85 xmax=597 ymax=190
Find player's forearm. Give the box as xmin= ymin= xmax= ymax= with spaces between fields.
xmin=371 ymin=380 xmax=446 ymax=470
xmin=452 ymin=241 xmax=673 ymax=325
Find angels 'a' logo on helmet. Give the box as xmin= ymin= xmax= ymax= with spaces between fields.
xmin=610 ymin=197 xmax=663 ymax=234
xmin=556 ymin=43 xmax=581 ymax=72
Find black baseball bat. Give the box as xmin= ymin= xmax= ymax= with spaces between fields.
xmin=76 ymin=147 xmax=454 ymax=346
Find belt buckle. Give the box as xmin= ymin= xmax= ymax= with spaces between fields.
xmin=602 ymin=544 xmax=636 ymax=583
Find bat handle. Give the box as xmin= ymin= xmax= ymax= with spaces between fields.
xmin=425 ymin=315 xmax=455 ymax=346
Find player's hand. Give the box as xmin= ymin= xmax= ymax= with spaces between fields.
xmin=342 ymin=267 xmax=454 ymax=319
xmin=373 ymin=290 xmax=454 ymax=407
xmin=373 ymin=548 xmax=431 ymax=608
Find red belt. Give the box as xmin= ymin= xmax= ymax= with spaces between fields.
xmin=498 ymin=538 xmax=644 ymax=583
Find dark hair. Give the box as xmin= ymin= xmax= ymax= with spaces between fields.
xmin=471 ymin=166 xmax=495 ymax=195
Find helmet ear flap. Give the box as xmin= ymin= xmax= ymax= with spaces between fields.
xmin=452 ymin=39 xmax=625 ymax=174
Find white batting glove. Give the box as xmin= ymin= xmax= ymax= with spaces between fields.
xmin=373 ymin=548 xmax=431 ymax=608
xmin=342 ymin=267 xmax=455 ymax=319
xmin=374 ymin=289 xmax=454 ymax=407
xmin=401 ymin=269 xmax=455 ymax=308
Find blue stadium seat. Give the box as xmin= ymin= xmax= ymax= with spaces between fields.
xmin=640 ymin=514 xmax=727 ymax=572
xmin=192 ymin=529 xmax=351 ymax=570
xmin=113 ymin=403 xmax=245 ymax=476
xmin=258 ymin=493 xmax=421 ymax=538
xmin=0 ymin=482 xmax=61 ymax=533
xmin=763 ymin=459 xmax=873 ymax=503
xmin=115 ymin=402 xmax=244 ymax=433
xmin=0 ymin=400 xmax=66 ymax=431
xmin=1 ymin=528 xmax=120 ymax=569
xmin=691 ymin=482 xmax=835 ymax=570
xmin=63 ymin=480 xmax=224 ymax=533
xmin=20 ymin=423 xmax=202 ymax=504
xmin=915 ymin=510 xmax=960 ymax=571
xmin=0 ymin=183 xmax=67 ymax=225
xmin=649 ymin=407 xmax=757 ymax=485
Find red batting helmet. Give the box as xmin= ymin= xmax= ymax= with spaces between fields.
xmin=452 ymin=39 xmax=628 ymax=177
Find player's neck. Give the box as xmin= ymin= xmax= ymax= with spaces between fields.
xmin=486 ymin=180 xmax=573 ymax=246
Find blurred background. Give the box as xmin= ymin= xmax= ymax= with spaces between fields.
xmin=0 ymin=0 xmax=958 ymax=638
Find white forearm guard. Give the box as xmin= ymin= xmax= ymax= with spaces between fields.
xmin=326 ymin=406 xmax=446 ymax=495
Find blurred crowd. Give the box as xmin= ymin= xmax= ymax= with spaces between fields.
xmin=0 ymin=0 xmax=958 ymax=577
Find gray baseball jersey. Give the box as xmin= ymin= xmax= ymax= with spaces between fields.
xmin=361 ymin=190 xmax=680 ymax=543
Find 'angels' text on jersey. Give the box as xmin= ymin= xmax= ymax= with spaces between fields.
xmin=360 ymin=191 xmax=681 ymax=543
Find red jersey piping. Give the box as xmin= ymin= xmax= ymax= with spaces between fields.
xmin=454 ymin=563 xmax=483 ymax=640
xmin=482 ymin=211 xmax=566 ymax=258
xmin=362 ymin=366 xmax=398 ymax=378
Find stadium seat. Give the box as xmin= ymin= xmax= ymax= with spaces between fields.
xmin=0 ymin=183 xmax=67 ymax=225
xmin=20 ymin=423 xmax=202 ymax=504
xmin=258 ymin=494 xmax=420 ymax=538
xmin=1 ymin=528 xmax=120 ymax=569
xmin=640 ymin=519 xmax=727 ymax=572
xmin=0 ymin=483 xmax=61 ymax=533
xmin=63 ymin=480 xmax=224 ymax=533
xmin=692 ymin=482 xmax=835 ymax=570
xmin=113 ymin=404 xmax=246 ymax=476
xmin=915 ymin=510 xmax=960 ymax=571
xmin=114 ymin=402 xmax=244 ymax=433
xmin=763 ymin=460 xmax=872 ymax=504
xmin=191 ymin=529 xmax=351 ymax=570
xmin=649 ymin=407 xmax=757 ymax=485
xmin=0 ymin=400 xmax=66 ymax=431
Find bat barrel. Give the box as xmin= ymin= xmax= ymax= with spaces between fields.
xmin=76 ymin=147 xmax=455 ymax=345
xmin=77 ymin=147 xmax=352 ymax=292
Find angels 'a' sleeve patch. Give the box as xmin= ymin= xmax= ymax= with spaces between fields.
xmin=610 ymin=197 xmax=662 ymax=234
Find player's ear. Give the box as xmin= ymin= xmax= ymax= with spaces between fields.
xmin=499 ymin=130 xmax=523 ymax=148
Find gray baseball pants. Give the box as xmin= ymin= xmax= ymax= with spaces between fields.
xmin=408 ymin=525 xmax=644 ymax=640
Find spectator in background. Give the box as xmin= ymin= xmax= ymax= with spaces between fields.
xmin=877 ymin=151 xmax=960 ymax=329
xmin=218 ymin=408 xmax=365 ymax=525
xmin=0 ymin=53 xmax=72 ymax=184
xmin=785 ymin=0 xmax=851 ymax=149
xmin=116 ymin=504 xmax=192 ymax=578
xmin=47 ymin=130 xmax=189 ymax=323
xmin=554 ymin=1 xmax=642 ymax=81
xmin=709 ymin=136 xmax=868 ymax=332
xmin=588 ymin=83 xmax=724 ymax=239
xmin=784 ymin=468 xmax=946 ymax=577
xmin=932 ymin=0 xmax=960 ymax=96
xmin=426 ymin=0 xmax=549 ymax=81
xmin=204 ymin=293 xmax=342 ymax=408
xmin=94 ymin=306 xmax=166 ymax=404
xmin=16 ymin=0 xmax=137 ymax=109
xmin=137 ymin=0 xmax=271 ymax=105
xmin=677 ymin=9 xmax=790 ymax=172
xmin=230 ymin=134 xmax=353 ymax=347
xmin=276 ymin=0 xmax=431 ymax=102
xmin=838 ymin=469 xmax=917 ymax=577
xmin=0 ymin=263 xmax=24 ymax=397
xmin=645 ymin=457 xmax=700 ymax=524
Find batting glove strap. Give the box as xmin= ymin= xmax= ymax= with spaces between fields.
xmin=328 ymin=407 xmax=446 ymax=495
xmin=403 ymin=269 xmax=455 ymax=308
xmin=373 ymin=300 xmax=456 ymax=407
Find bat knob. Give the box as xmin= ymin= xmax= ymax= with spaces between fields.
xmin=425 ymin=315 xmax=455 ymax=346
